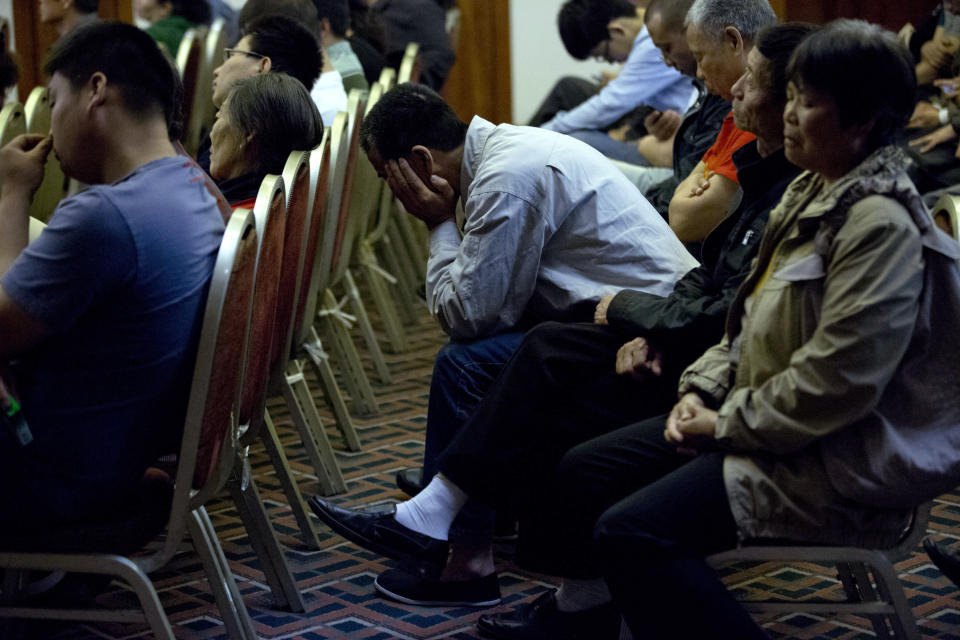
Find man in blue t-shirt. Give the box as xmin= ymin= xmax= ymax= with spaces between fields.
xmin=0 ymin=22 xmax=225 ymax=529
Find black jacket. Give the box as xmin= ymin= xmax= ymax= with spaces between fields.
xmin=607 ymin=141 xmax=800 ymax=375
xmin=646 ymin=88 xmax=730 ymax=219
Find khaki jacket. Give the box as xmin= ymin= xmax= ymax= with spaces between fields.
xmin=679 ymin=146 xmax=928 ymax=547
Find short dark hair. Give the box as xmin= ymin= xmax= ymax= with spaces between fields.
xmin=557 ymin=0 xmax=636 ymax=60
xmin=360 ymin=83 xmax=467 ymax=160
xmin=74 ymin=0 xmax=99 ymax=14
xmin=226 ymin=73 xmax=324 ymax=177
xmin=43 ymin=22 xmax=182 ymax=136
xmin=170 ymin=0 xmax=211 ymax=25
xmin=754 ymin=22 xmax=818 ymax=104
xmin=645 ymin=0 xmax=695 ymax=35
xmin=245 ymin=15 xmax=323 ymax=91
xmin=313 ymin=0 xmax=349 ymax=37
xmin=0 ymin=51 xmax=18 ymax=94
xmin=787 ymin=19 xmax=916 ymax=151
xmin=239 ymin=0 xmax=321 ymax=39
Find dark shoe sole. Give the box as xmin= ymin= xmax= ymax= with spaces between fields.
xmin=309 ymin=498 xmax=447 ymax=569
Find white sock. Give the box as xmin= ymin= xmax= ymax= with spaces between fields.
xmin=554 ymin=578 xmax=612 ymax=612
xmin=394 ymin=474 xmax=468 ymax=541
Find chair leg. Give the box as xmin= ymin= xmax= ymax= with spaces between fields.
xmin=358 ymin=243 xmax=408 ymax=354
xmin=380 ymin=226 xmax=421 ymax=326
xmin=868 ymin=556 xmax=921 ymax=640
xmin=343 ymin=269 xmax=392 ymax=384
xmin=283 ymin=359 xmax=348 ymax=494
xmin=186 ymin=507 xmax=258 ymax=640
xmin=227 ymin=460 xmax=306 ymax=612
xmin=303 ymin=327 xmax=363 ymax=452
xmin=100 ymin=556 xmax=176 ymax=640
xmin=319 ymin=289 xmax=380 ymax=417
xmin=261 ymin=408 xmax=321 ymax=549
xmin=393 ymin=207 xmax=428 ymax=279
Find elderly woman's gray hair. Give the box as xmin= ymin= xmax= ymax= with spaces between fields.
xmin=225 ymin=73 xmax=325 ymax=177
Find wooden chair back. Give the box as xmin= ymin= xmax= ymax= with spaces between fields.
xmin=398 ymin=42 xmax=422 ymax=84
xmin=179 ymin=209 xmax=257 ymax=511
xmin=25 ymin=87 xmax=66 ymax=223
xmin=202 ymin=19 xmax=228 ymax=132
xmin=339 ymin=83 xmax=385 ymax=269
xmin=175 ymin=28 xmax=205 ymax=155
xmin=312 ymin=110 xmax=352 ymax=299
xmin=295 ymin=131 xmax=333 ymax=347
xmin=330 ymin=89 xmax=367 ymax=286
xmin=237 ymin=176 xmax=287 ymax=438
xmin=378 ymin=67 xmax=397 ymax=92
xmin=0 ymin=101 xmax=24 ymax=146
xmin=274 ymin=150 xmax=312 ymax=371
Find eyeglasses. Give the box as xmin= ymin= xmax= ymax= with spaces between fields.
xmin=223 ymin=47 xmax=267 ymax=61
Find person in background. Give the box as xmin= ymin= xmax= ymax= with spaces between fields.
xmin=346 ymin=0 xmax=387 ymax=84
xmin=135 ymin=0 xmax=211 ymax=56
xmin=197 ymin=14 xmax=326 ymax=172
xmin=535 ymin=0 xmax=697 ymax=165
xmin=237 ymin=0 xmax=348 ymax=125
xmin=38 ymin=0 xmax=99 ymax=40
xmin=208 ymin=73 xmax=324 ymax=208
xmin=371 ymin=0 xmax=455 ymax=90
xmin=314 ymin=0 xmax=369 ymax=91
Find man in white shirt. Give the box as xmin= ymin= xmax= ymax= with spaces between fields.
xmin=536 ymin=0 xmax=697 ymax=164
xmin=309 ymin=82 xmax=696 ymax=605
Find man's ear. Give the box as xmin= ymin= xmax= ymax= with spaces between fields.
xmin=259 ymin=55 xmax=272 ymax=74
xmin=724 ymin=26 xmax=745 ymax=55
xmin=607 ymin=18 xmax=628 ymax=39
xmin=409 ymin=145 xmax=435 ymax=182
xmin=87 ymin=71 xmax=108 ymax=111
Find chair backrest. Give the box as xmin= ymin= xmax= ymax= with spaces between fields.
xmin=398 ymin=42 xmax=422 ymax=84
xmin=294 ymin=131 xmax=333 ymax=348
xmin=338 ymin=82 xmax=384 ymax=274
xmin=175 ymin=28 xmax=205 ymax=154
xmin=0 ymin=101 xmax=25 ymax=146
xmin=160 ymin=209 xmax=256 ymax=562
xmin=378 ymin=67 xmax=397 ymax=92
xmin=273 ymin=150 xmax=312 ymax=375
xmin=330 ymin=89 xmax=368 ymax=285
xmin=25 ymin=87 xmax=66 ymax=223
xmin=932 ymin=193 xmax=960 ymax=241
xmin=202 ymin=19 xmax=227 ymax=131
xmin=238 ymin=176 xmax=287 ymax=437
xmin=311 ymin=110 xmax=352 ymax=300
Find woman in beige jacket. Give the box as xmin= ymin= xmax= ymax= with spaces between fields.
xmin=551 ymin=19 xmax=942 ymax=640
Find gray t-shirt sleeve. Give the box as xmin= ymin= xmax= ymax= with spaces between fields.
xmin=2 ymin=190 xmax=135 ymax=333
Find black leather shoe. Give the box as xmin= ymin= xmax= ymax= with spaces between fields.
xmin=375 ymin=567 xmax=501 ymax=606
xmin=924 ymin=537 xmax=960 ymax=588
xmin=396 ymin=467 xmax=425 ymax=497
xmin=476 ymin=590 xmax=619 ymax=640
xmin=308 ymin=497 xmax=448 ymax=568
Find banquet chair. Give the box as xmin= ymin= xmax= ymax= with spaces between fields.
xmin=0 ymin=210 xmax=260 ymax=640
xmin=175 ymin=27 xmax=206 ymax=156
xmin=24 ymin=87 xmax=66 ymax=223
xmin=314 ymin=100 xmax=380 ymax=419
xmin=707 ymin=503 xmax=929 ymax=640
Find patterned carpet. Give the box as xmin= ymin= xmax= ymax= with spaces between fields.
xmin=21 ymin=293 xmax=960 ymax=639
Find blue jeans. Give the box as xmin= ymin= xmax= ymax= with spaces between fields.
xmin=424 ymin=332 xmax=525 ymax=542
xmin=567 ymin=129 xmax=651 ymax=166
